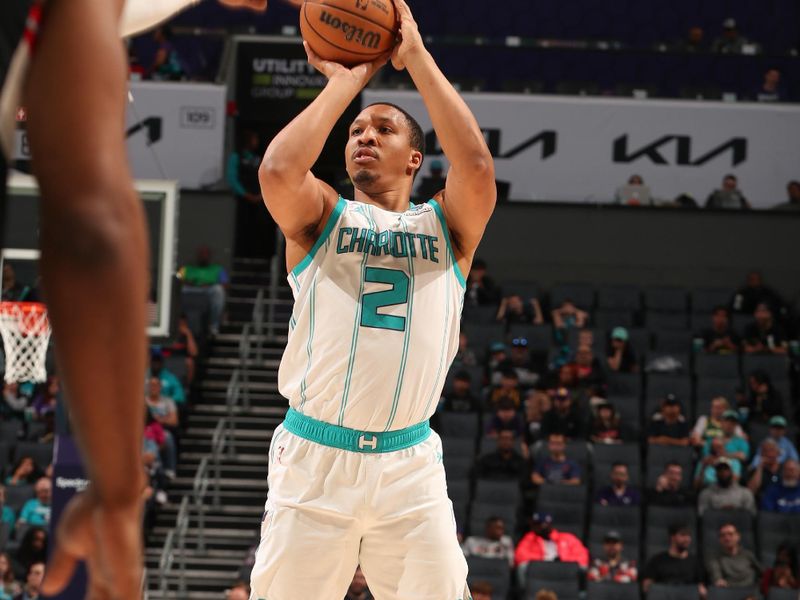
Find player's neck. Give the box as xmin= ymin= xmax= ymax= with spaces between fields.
xmin=353 ymin=187 xmax=412 ymax=213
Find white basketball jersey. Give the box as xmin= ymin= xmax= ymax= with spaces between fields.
xmin=279 ymin=197 xmax=466 ymax=432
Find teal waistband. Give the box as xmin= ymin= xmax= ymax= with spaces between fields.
xmin=283 ymin=408 xmax=431 ymax=453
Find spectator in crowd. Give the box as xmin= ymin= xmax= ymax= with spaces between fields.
xmin=486 ymin=343 xmax=509 ymax=385
xmin=587 ymin=530 xmax=638 ymax=583
xmin=466 ymin=259 xmax=502 ymax=307
xmin=741 ymin=371 xmax=784 ymax=424
xmin=13 ymin=561 xmax=43 ymax=600
xmin=225 ymin=582 xmax=250 ymax=600
xmin=761 ymin=460 xmax=800 ymax=513
xmin=573 ymin=344 xmax=606 ymax=394
xmin=773 ymin=180 xmax=800 ymax=211
xmin=649 ymin=462 xmax=694 ymax=507
xmin=441 ymin=371 xmax=480 ymax=413
xmin=506 ymin=337 xmax=540 ymax=388
xmin=454 ymin=332 xmax=478 ymax=369
xmin=462 ymin=516 xmax=515 ymax=566
xmin=0 ymin=486 xmax=15 ymax=528
xmin=496 ymin=293 xmax=544 ymax=326
xmin=706 ymin=523 xmax=762 ymax=588
xmin=641 ymin=523 xmax=706 ymax=596
xmin=699 ymin=307 xmax=741 ymax=354
xmin=711 ymin=18 xmax=754 ymax=54
xmin=540 ymin=387 xmax=585 ymax=440
xmin=698 ymin=460 xmax=757 ymax=515
xmin=691 ymin=397 xmax=744 ymax=448
xmin=534 ymin=592 xmax=558 ymax=600
xmin=673 ymin=26 xmax=706 ymax=53
xmin=743 ymin=303 xmax=788 ymax=355
xmin=1 ymin=382 xmax=28 ymax=420
xmin=551 ymin=299 xmax=589 ymax=331
xmin=485 ymin=396 xmax=527 ymax=440
xmin=760 ymin=543 xmax=799 ymax=595
xmin=469 ymin=581 xmax=493 ymax=600
xmin=344 ymin=566 xmax=373 ymax=600
xmin=705 ymin=174 xmax=750 ymax=210
xmin=17 ymin=478 xmax=51 ymax=529
xmin=746 ymin=439 xmax=783 ymax=497
xmin=647 ymin=395 xmax=690 ymax=447
xmin=695 ymin=411 xmax=749 ymax=486
xmin=164 ymin=315 xmax=199 ymax=385
xmin=754 ymin=68 xmax=785 ymax=102
xmin=606 ymin=327 xmax=639 ymax=373
xmin=177 ymin=245 xmax=229 ymax=336
xmin=474 ymin=430 xmax=529 ymax=482
xmin=731 ymin=271 xmax=785 ymax=317
xmin=514 ymin=512 xmax=589 ymax=574
xmin=149 ymin=25 xmax=185 ymax=80
xmin=531 ymin=433 xmax=581 ymax=486
xmin=11 ymin=528 xmax=46 ymax=581
xmin=4 ymin=457 xmax=42 ymax=488
xmin=145 ymin=376 xmax=179 ymax=479
xmin=489 ymin=370 xmax=522 ymax=409
xmin=755 ymin=416 xmax=799 ymax=465
xmin=615 ymin=174 xmax=652 ymax=206
xmin=589 ymin=402 xmax=624 ymax=444
xmin=1 ymin=265 xmax=36 ymax=302
xmin=28 ymin=376 xmax=58 ymax=442
xmin=413 ymin=158 xmax=446 ymax=202
xmin=0 ymin=552 xmax=21 ymax=599
xmin=595 ymin=462 xmax=641 ymax=507
xmin=227 ymin=129 xmax=271 ymax=259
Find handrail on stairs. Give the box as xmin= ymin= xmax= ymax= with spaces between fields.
xmin=157 ymin=495 xmax=189 ymax=597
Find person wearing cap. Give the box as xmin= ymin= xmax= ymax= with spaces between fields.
xmin=587 ymin=530 xmax=638 ymax=583
xmin=514 ymin=512 xmax=589 ymax=578
xmin=506 ymin=336 xmax=540 ymax=388
xmin=761 ymin=460 xmax=800 ymax=514
xmin=746 ymin=439 xmax=783 ymax=498
xmin=711 ymin=17 xmax=753 ymax=54
xmin=647 ymin=395 xmax=690 ymax=447
xmin=690 ymin=397 xmax=744 ymax=448
xmin=698 ymin=460 xmax=756 ymax=515
xmin=641 ymin=523 xmax=706 ymax=596
xmin=695 ymin=410 xmax=749 ymax=487
xmin=606 ymin=327 xmax=639 ymax=373
xmin=595 ymin=462 xmax=641 ymax=507
xmin=699 ymin=306 xmax=741 ymax=355
xmin=752 ymin=416 xmax=799 ymax=466
xmin=706 ymin=523 xmax=762 ymax=588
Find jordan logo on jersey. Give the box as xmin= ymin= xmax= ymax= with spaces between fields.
xmin=336 ymin=226 xmax=440 ymax=263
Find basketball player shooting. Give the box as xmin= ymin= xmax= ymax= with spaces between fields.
xmin=251 ymin=0 xmax=496 ymax=597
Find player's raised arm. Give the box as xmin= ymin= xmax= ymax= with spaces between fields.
xmin=391 ymin=0 xmax=495 ymax=266
xmin=259 ymin=44 xmax=388 ymax=250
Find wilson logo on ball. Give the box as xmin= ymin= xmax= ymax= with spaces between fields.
xmin=319 ymin=10 xmax=382 ymax=49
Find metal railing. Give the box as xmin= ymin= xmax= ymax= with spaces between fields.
xmin=157 ymin=495 xmax=189 ymax=597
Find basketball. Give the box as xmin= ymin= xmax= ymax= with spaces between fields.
xmin=300 ymin=0 xmax=398 ymax=66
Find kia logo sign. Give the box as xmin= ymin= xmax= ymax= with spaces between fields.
xmin=180 ymin=106 xmax=216 ymax=129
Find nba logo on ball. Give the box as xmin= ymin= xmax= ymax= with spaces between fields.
xmin=300 ymin=0 xmax=399 ymax=66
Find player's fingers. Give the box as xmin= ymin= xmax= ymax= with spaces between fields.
xmin=41 ymin=543 xmax=79 ymax=596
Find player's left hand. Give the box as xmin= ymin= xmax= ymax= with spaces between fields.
xmin=218 ymin=0 xmax=268 ymax=11
xmin=391 ymin=0 xmax=424 ymax=70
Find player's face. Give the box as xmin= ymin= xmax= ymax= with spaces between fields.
xmin=345 ymin=105 xmax=422 ymax=192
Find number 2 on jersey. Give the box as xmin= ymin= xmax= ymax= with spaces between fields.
xmin=360 ymin=267 xmax=409 ymax=332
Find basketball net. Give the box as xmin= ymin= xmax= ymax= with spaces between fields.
xmin=0 ymin=302 xmax=51 ymax=383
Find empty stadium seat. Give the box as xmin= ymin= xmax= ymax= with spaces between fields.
xmin=648 ymin=584 xmax=701 ymax=600
xmin=741 ymin=354 xmax=791 ymax=382
xmin=652 ymin=330 xmax=692 ymax=354
xmin=691 ymin=289 xmax=732 ymax=314
xmin=462 ymin=304 xmax=501 ymax=325
xmin=0 ymin=522 xmax=8 ymax=552
xmin=756 ymin=512 xmax=800 ymax=565
xmin=551 ymin=283 xmax=595 ymax=310
xmin=767 ymin=588 xmax=800 ymax=600
xmin=508 ymin=324 xmax=554 ymax=353
xmin=4 ymin=484 xmax=34 ymax=513
xmin=645 ymin=287 xmax=688 ymax=312
xmin=526 ymin=561 xmax=581 ymax=600
xmin=443 ymin=456 xmax=473 ymax=481
xmin=594 ymin=309 xmax=635 ymax=329
xmin=707 ymin=586 xmax=759 ymax=600
xmin=694 ymin=354 xmax=740 ymax=379
xmin=607 ymin=372 xmax=642 ymax=397
xmin=461 ymin=323 xmax=506 ymax=362
xmin=466 ymin=556 xmax=511 ymax=600
xmin=694 ymin=377 xmax=742 ymax=410
xmin=12 ymin=441 xmax=53 ymax=471
xmin=597 ymin=286 xmax=642 ymax=312
xmin=469 ymin=501 xmax=518 ymax=538
xmin=438 ymin=412 xmax=480 ymax=439
xmin=0 ymin=420 xmax=22 ymax=442
xmin=646 ymin=312 xmax=689 ymax=331
xmin=587 ymin=581 xmax=641 ymax=600
xmin=447 ymin=479 xmax=471 ymax=506
xmin=474 ymin=478 xmax=521 ymax=506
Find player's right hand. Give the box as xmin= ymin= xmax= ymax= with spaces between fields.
xmin=41 ymin=489 xmax=144 ymax=599
xmin=303 ymin=41 xmax=389 ymax=90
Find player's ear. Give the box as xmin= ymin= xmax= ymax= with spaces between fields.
xmin=407 ymin=150 xmax=422 ymax=174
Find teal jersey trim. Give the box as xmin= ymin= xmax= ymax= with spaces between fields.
xmin=427 ymin=199 xmax=466 ymax=289
xmin=422 ymin=232 xmax=452 ymax=417
xmin=290 ymin=196 xmax=347 ymax=279
xmin=284 ymin=408 xmax=430 ymax=453
xmin=298 ymin=275 xmax=317 ymax=410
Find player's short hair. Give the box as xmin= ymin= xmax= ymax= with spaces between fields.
xmin=365 ymin=102 xmax=426 ymax=159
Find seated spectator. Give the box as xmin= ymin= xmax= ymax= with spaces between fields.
xmin=225 ymin=582 xmax=250 ymax=600
xmin=540 ymin=388 xmax=585 ymax=440
xmin=743 ymin=303 xmax=788 ymax=355
xmin=757 ymin=416 xmax=799 ymax=465
xmin=506 ymin=337 xmax=540 ymax=388
xmin=761 ymin=460 xmax=800 ymax=513
xmin=587 ymin=530 xmax=638 ymax=582
xmin=705 ymin=174 xmax=750 ymax=209
xmin=17 ymin=478 xmax=51 ymax=529
xmin=466 ymin=259 xmax=502 ymax=308
xmin=4 ymin=457 xmax=42 ymax=488
xmin=741 ymin=371 xmax=784 ymax=424
xmin=0 ymin=552 xmax=21 ymax=599
xmin=647 ymin=395 xmax=690 ymax=447
xmin=531 ymin=433 xmax=581 ymax=486
xmin=551 ymin=299 xmax=589 ymax=331
xmin=698 ymin=460 xmax=757 ymax=515
xmin=0 ymin=486 xmax=15 ymax=528
xmin=691 ymin=397 xmax=744 ymax=448
xmin=145 ymin=377 xmax=179 ymax=479
xmin=760 ymin=543 xmax=799 ymax=595
xmin=695 ymin=411 xmax=749 ymax=486
xmin=706 ymin=523 xmax=762 ymax=588
xmin=28 ymin=376 xmax=58 ymax=442
xmin=485 ymin=396 xmax=527 ymax=440
xmin=164 ymin=315 xmax=199 ymax=385
xmin=13 ymin=561 xmax=43 ymax=600
xmin=589 ymin=402 xmax=624 ymax=444
xmin=606 ymin=327 xmax=639 ymax=373
xmin=731 ymin=271 xmax=786 ymax=317
xmin=148 ymin=349 xmax=186 ymax=406
xmin=1 ymin=264 xmax=36 ymax=302
xmin=474 ymin=430 xmax=529 ymax=482
xmin=754 ymin=68 xmax=785 ymax=102
xmin=149 ymin=25 xmax=186 ymax=80
xmin=177 ymin=245 xmax=228 ymax=335
xmin=441 ymin=371 xmax=480 ymax=413
xmin=486 ymin=343 xmax=509 ymax=385
xmin=649 ymin=462 xmax=694 ymax=507
xmin=11 ymin=527 xmax=46 ymax=581
xmin=469 ymin=581 xmax=493 ymax=600
xmin=699 ymin=307 xmax=741 ymax=355
xmin=773 ymin=180 xmax=800 ymax=211
xmin=496 ymin=293 xmax=544 ymax=326
xmin=615 ymin=174 xmax=652 ymax=206
xmin=1 ymin=382 xmax=28 ymax=421
xmin=671 ymin=26 xmax=706 ymax=53
xmin=344 ymin=567 xmax=373 ymax=600
xmin=454 ymin=332 xmax=478 ymax=369
xmin=514 ymin=512 xmax=589 ymax=572
xmin=488 ymin=369 xmax=522 ymax=409
xmin=711 ymin=18 xmax=754 ymax=54
xmin=573 ymin=345 xmax=605 ymax=394
xmin=746 ymin=439 xmax=783 ymax=497
xmin=595 ymin=462 xmax=641 ymax=507
xmin=462 ymin=516 xmax=515 ymax=566
xmin=641 ymin=523 xmax=706 ymax=596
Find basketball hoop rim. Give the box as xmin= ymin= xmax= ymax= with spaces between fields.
xmin=0 ymin=301 xmax=47 ymax=314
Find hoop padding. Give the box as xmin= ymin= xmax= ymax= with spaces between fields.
xmin=0 ymin=302 xmax=52 ymax=383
